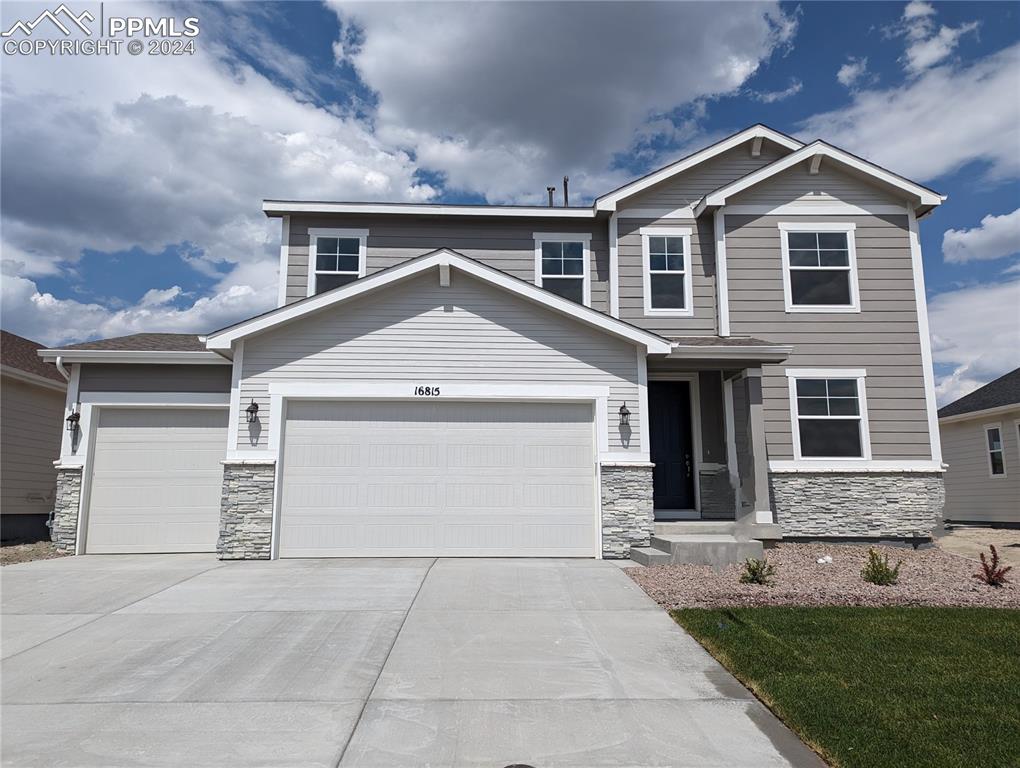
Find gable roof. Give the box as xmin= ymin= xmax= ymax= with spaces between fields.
xmin=38 ymin=333 xmax=229 ymax=364
xmin=57 ymin=333 xmax=208 ymax=352
xmin=938 ymin=368 xmax=1020 ymax=421
xmin=1 ymin=330 xmax=65 ymax=385
xmin=593 ymin=125 xmax=803 ymax=212
xmin=204 ymin=248 xmax=672 ymax=354
xmin=695 ymin=140 xmax=946 ymax=216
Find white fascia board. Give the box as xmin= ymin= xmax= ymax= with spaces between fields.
xmin=594 ymin=126 xmax=803 ymax=212
xmin=0 ymin=365 xmax=67 ymax=391
xmin=938 ymin=403 xmax=1020 ymax=425
xmin=262 ymin=200 xmax=596 ymax=218
xmin=205 ymin=249 xmax=673 ymax=354
xmin=697 ymin=142 xmax=945 ymax=215
xmin=37 ymin=350 xmax=230 ymax=364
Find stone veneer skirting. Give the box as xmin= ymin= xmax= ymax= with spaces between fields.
xmin=218 ymin=462 xmax=275 ymax=559
xmin=600 ymin=463 xmax=654 ymax=558
xmin=50 ymin=466 xmax=83 ymax=552
xmin=769 ymin=472 xmax=945 ymax=538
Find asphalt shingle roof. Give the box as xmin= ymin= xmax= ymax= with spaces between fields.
xmin=56 ymin=333 xmax=207 ymax=352
xmin=938 ymin=368 xmax=1020 ymax=419
xmin=0 ymin=330 xmax=65 ymax=383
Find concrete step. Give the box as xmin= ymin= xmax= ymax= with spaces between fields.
xmin=627 ymin=546 xmax=672 ymax=566
xmin=654 ymin=520 xmax=737 ymax=535
xmin=647 ymin=534 xmax=763 ymax=567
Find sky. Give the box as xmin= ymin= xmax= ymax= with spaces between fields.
xmin=1 ymin=0 xmax=1018 ymax=405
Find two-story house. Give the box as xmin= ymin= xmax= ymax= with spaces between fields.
xmin=39 ymin=124 xmax=946 ymax=563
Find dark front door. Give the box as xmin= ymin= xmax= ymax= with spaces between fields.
xmin=649 ymin=381 xmax=695 ymax=511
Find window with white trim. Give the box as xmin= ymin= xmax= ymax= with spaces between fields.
xmin=641 ymin=227 xmax=693 ymax=315
xmin=779 ymin=223 xmax=859 ymax=312
xmin=308 ymin=229 xmax=367 ymax=295
xmin=985 ymin=425 xmax=1006 ymax=476
xmin=535 ymin=233 xmax=590 ymax=305
xmin=788 ymin=371 xmax=871 ymax=459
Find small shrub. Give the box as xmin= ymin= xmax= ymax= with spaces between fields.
xmin=740 ymin=557 xmax=777 ymax=585
xmin=974 ymin=545 xmax=1012 ymax=587
xmin=861 ymin=548 xmax=901 ymax=586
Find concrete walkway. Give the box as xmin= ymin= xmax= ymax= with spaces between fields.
xmin=2 ymin=555 xmax=822 ymax=767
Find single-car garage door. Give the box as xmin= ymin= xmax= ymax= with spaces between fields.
xmin=84 ymin=408 xmax=228 ymax=553
xmin=280 ymin=401 xmax=597 ymax=557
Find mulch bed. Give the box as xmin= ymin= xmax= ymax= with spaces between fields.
xmin=0 ymin=541 xmax=67 ymax=567
xmin=629 ymin=541 xmax=1020 ymax=609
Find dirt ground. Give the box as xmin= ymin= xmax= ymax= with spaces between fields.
xmin=0 ymin=541 xmax=67 ymax=567
xmin=937 ymin=525 xmax=1020 ymax=568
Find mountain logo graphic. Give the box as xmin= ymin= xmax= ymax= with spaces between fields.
xmin=2 ymin=4 xmax=95 ymax=37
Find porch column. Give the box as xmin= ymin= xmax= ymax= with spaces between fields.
xmin=744 ymin=372 xmax=773 ymax=527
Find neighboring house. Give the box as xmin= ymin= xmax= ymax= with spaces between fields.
xmin=1 ymin=330 xmax=67 ymax=542
xmin=938 ymin=368 xmax=1020 ymax=526
xmin=38 ymin=124 xmax=947 ymax=562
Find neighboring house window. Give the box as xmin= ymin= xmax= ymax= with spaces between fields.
xmin=641 ymin=227 xmax=693 ymax=316
xmin=308 ymin=228 xmax=368 ymax=296
xmin=985 ymin=425 xmax=1006 ymax=477
xmin=779 ymin=223 xmax=860 ymax=313
xmin=787 ymin=369 xmax=872 ymax=460
xmin=534 ymin=233 xmax=591 ymax=305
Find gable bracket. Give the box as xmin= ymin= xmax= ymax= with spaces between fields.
xmin=809 ymin=155 xmax=822 ymax=175
xmin=751 ymin=136 xmax=763 ymax=158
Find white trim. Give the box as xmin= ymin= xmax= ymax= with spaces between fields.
xmin=697 ymin=141 xmax=945 ymax=213
xmin=636 ymin=348 xmax=649 ymax=457
xmin=596 ymin=125 xmax=803 ymax=211
xmin=984 ymin=423 xmax=1007 ymax=478
xmin=714 ymin=211 xmax=730 ymax=336
xmin=722 ymin=377 xmax=739 ymax=490
xmin=647 ymin=373 xmax=702 ymax=512
xmin=908 ymin=208 xmax=943 ymax=464
xmin=206 ymin=249 xmax=672 ymax=354
xmin=38 ymin=350 xmax=229 ymax=364
xmin=227 ymin=341 xmax=243 ymax=451
xmin=617 ymin=206 xmax=696 ymax=220
xmin=277 ymin=215 xmax=290 ymax=307
xmin=667 ymin=344 xmax=792 ymax=362
xmin=58 ymin=363 xmax=81 ymax=463
xmin=608 ymin=213 xmax=619 ymax=317
xmin=725 ymin=202 xmax=907 ymax=216
xmin=0 ymin=365 xmax=67 ymax=391
xmin=786 ymin=368 xmax=872 ymax=462
xmin=640 ymin=226 xmax=693 ymax=317
xmin=939 ymin=403 xmax=1020 ymax=425
xmin=534 ymin=232 xmax=592 ymax=307
xmin=769 ymin=459 xmax=944 ymax=473
xmin=306 ymin=227 xmax=368 ymax=298
xmin=77 ymin=392 xmax=230 ymax=406
xmin=263 ymin=200 xmax=595 ymax=218
xmin=778 ymin=222 xmax=860 ymax=314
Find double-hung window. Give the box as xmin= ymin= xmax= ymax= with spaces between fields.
xmin=308 ymin=228 xmax=368 ymax=296
xmin=788 ymin=369 xmax=871 ymax=460
xmin=985 ymin=425 xmax=1006 ymax=477
xmin=535 ymin=233 xmax=590 ymax=305
xmin=641 ymin=227 xmax=693 ymax=316
xmin=779 ymin=223 xmax=859 ymax=312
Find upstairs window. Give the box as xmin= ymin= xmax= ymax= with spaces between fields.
xmin=986 ymin=425 xmax=1006 ymax=476
xmin=788 ymin=370 xmax=872 ymax=460
xmin=535 ymin=233 xmax=590 ymax=305
xmin=308 ymin=228 xmax=367 ymax=295
xmin=641 ymin=227 xmax=693 ymax=316
xmin=779 ymin=223 xmax=859 ymax=312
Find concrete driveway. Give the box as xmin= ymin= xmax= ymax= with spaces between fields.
xmin=2 ymin=555 xmax=821 ymax=767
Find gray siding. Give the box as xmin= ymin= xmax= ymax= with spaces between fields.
xmin=617 ymin=216 xmax=717 ymax=334
xmin=241 ymin=269 xmax=642 ymax=453
xmin=78 ymin=364 xmax=231 ymax=393
xmin=697 ymin=370 xmax=726 ymax=465
xmin=286 ymin=214 xmax=609 ymax=314
xmin=728 ymin=161 xmax=905 ymax=208
xmin=725 ymin=212 xmax=932 ymax=461
xmin=1 ymin=375 xmax=64 ymax=516
xmin=941 ymin=413 xmax=1020 ymax=524
xmin=622 ymin=141 xmax=791 ymax=210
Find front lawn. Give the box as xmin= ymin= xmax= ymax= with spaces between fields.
xmin=674 ymin=607 xmax=1020 ymax=768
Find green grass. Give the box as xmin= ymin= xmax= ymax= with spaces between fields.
xmin=673 ymin=607 xmax=1020 ymax=768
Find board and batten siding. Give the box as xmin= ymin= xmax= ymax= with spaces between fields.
xmin=240 ymin=269 xmax=642 ymax=454
xmin=0 ymin=375 xmax=65 ymax=517
xmin=285 ymin=214 xmax=610 ymax=314
xmin=941 ymin=413 xmax=1020 ymax=524
xmin=78 ymin=364 xmax=232 ymax=394
xmin=725 ymin=212 xmax=932 ymax=461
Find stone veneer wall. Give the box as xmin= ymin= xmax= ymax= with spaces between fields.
xmin=770 ymin=472 xmax=945 ymax=538
xmin=600 ymin=463 xmax=654 ymax=558
xmin=218 ymin=462 xmax=275 ymax=559
xmin=50 ymin=466 xmax=83 ymax=552
xmin=699 ymin=468 xmax=736 ymax=520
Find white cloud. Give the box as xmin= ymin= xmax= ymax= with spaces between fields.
xmin=885 ymin=1 xmax=980 ymax=75
xmin=942 ymin=208 xmax=1020 ymax=264
xmin=138 ymin=286 xmax=184 ymax=307
xmin=928 ymin=277 xmax=1020 ymax=405
xmin=836 ymin=56 xmax=869 ymax=88
xmin=1003 ymin=261 xmax=1020 ymax=275
xmin=750 ymin=79 xmax=803 ymax=104
xmin=799 ymin=43 xmax=1020 ymax=183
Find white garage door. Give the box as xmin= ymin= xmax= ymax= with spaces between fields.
xmin=280 ymin=401 xmax=597 ymax=557
xmin=85 ymin=408 xmax=228 ymax=554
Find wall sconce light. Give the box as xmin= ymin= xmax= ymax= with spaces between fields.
xmin=245 ymin=399 xmax=260 ymax=423
xmin=618 ymin=402 xmax=631 ymax=427
xmin=65 ymin=408 xmax=80 ymax=433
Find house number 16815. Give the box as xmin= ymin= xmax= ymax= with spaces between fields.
xmin=414 ymin=386 xmax=441 ymax=396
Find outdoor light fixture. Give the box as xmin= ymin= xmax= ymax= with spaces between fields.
xmin=65 ymin=408 xmax=80 ymax=433
xmin=618 ymin=402 xmax=631 ymax=427
xmin=245 ymin=399 xmax=259 ymax=423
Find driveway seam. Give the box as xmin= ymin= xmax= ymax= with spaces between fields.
xmin=331 ymin=556 xmax=437 ymax=768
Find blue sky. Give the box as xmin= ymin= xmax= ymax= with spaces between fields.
xmin=1 ymin=0 xmax=1018 ymax=403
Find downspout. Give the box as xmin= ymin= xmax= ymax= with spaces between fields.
xmin=54 ymin=355 xmax=70 ymax=381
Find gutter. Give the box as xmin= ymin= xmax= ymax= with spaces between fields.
xmin=37 ymin=349 xmax=231 ymax=365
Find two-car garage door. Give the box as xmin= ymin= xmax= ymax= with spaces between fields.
xmin=279 ymin=401 xmax=597 ymax=557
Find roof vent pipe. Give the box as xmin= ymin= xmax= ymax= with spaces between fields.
xmin=547 ymin=187 xmax=556 ymax=207
xmin=562 ymin=176 xmax=569 ymax=207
